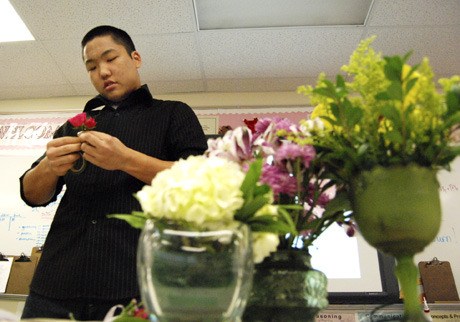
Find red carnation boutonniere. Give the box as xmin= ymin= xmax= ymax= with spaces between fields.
xmin=68 ymin=112 xmax=97 ymax=173
xmin=68 ymin=112 xmax=97 ymax=132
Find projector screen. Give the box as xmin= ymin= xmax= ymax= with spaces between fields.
xmin=310 ymin=223 xmax=400 ymax=304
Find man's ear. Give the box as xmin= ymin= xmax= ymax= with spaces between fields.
xmin=131 ymin=51 xmax=142 ymax=68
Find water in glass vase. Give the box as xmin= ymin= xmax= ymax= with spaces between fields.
xmin=137 ymin=220 xmax=253 ymax=322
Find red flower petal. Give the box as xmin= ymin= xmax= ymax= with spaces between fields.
xmin=68 ymin=112 xmax=87 ymax=127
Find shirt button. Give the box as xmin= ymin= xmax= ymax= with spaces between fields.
xmin=91 ymin=220 xmax=97 ymax=224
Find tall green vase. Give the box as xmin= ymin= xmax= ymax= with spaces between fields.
xmin=350 ymin=165 xmax=441 ymax=322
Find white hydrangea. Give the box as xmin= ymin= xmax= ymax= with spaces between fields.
xmin=136 ymin=155 xmax=245 ymax=225
xmin=252 ymin=232 xmax=280 ymax=264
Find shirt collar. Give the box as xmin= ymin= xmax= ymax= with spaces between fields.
xmin=83 ymin=84 xmax=153 ymax=112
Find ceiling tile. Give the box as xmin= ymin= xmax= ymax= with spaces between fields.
xmin=0 ymin=41 xmax=69 ymax=88
xmin=10 ymin=0 xmax=197 ymax=40
xmin=135 ymin=34 xmax=203 ymax=81
xmin=41 ymin=39 xmax=89 ymax=84
xmin=198 ymin=28 xmax=363 ymax=79
xmin=1 ymin=1 xmax=459 ymax=100
xmin=368 ymin=0 xmax=460 ymax=26
xmin=365 ymin=27 xmax=460 ymax=76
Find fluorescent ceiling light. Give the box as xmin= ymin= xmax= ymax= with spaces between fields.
xmin=195 ymin=0 xmax=373 ymax=30
xmin=0 ymin=0 xmax=34 ymax=42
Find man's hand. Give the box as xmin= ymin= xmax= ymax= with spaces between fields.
xmin=78 ymin=130 xmax=173 ymax=184
xmin=46 ymin=136 xmax=83 ymax=176
xmin=78 ymin=131 xmax=129 ymax=171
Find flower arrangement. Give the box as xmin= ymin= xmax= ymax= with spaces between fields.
xmin=294 ymin=36 xmax=460 ymax=322
xmin=112 ymin=300 xmax=149 ymax=322
xmin=296 ymin=36 xmax=460 ymax=182
xmin=110 ymin=155 xmax=295 ymax=263
xmin=206 ymin=117 xmax=354 ymax=251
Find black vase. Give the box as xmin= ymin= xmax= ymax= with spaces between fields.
xmin=243 ymin=249 xmax=328 ymax=322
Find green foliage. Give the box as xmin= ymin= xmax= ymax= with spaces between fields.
xmin=235 ymin=159 xmax=296 ymax=235
xmin=299 ymin=37 xmax=460 ymax=183
xmin=108 ymin=211 xmax=147 ymax=229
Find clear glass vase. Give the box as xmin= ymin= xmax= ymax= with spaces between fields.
xmin=137 ymin=220 xmax=254 ymax=322
xmin=350 ymin=165 xmax=442 ymax=322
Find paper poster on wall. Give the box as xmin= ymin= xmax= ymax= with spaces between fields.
xmin=197 ymin=116 xmax=218 ymax=134
xmin=0 ymin=114 xmax=72 ymax=256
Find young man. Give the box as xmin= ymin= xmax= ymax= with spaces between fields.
xmin=20 ymin=25 xmax=207 ymax=320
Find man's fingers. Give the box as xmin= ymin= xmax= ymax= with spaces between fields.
xmin=48 ymin=136 xmax=82 ymax=147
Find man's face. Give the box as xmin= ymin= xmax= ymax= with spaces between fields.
xmin=83 ymin=35 xmax=142 ymax=102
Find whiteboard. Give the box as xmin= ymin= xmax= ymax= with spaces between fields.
xmin=0 ymin=155 xmax=60 ymax=256
xmin=415 ymin=156 xmax=460 ymax=296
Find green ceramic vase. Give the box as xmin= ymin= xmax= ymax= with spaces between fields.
xmin=350 ymin=165 xmax=441 ymax=321
xmin=243 ymin=249 xmax=328 ymax=322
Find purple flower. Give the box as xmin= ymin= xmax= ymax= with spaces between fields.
xmin=254 ymin=117 xmax=296 ymax=139
xmin=275 ymin=142 xmax=316 ymax=169
xmin=260 ymin=164 xmax=298 ymax=196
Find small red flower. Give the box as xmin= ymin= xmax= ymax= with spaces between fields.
xmin=68 ymin=112 xmax=96 ymax=131
xmin=243 ymin=118 xmax=258 ymax=133
xmin=134 ymin=308 xmax=149 ymax=319
xmin=84 ymin=117 xmax=97 ymax=129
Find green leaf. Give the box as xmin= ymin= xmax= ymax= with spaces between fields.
xmin=276 ymin=207 xmax=297 ymax=234
xmin=247 ymin=214 xmax=295 ymax=234
xmin=336 ymin=74 xmax=346 ymax=89
xmin=321 ymin=115 xmax=340 ymax=126
xmin=253 ymin=183 xmax=270 ymax=197
xmin=375 ymin=91 xmax=391 ymax=100
xmin=384 ymin=130 xmax=404 ymax=144
xmin=235 ymin=195 xmax=270 ymax=220
xmin=240 ymin=158 xmax=263 ymax=198
xmin=386 ymin=81 xmax=403 ymax=101
xmin=445 ymin=91 xmax=460 ymax=116
xmin=403 ymin=64 xmax=419 ymax=82
xmin=402 ymin=50 xmax=413 ymax=64
xmin=312 ymin=88 xmax=332 ymax=99
xmin=321 ymin=190 xmax=351 ymax=219
xmin=107 ymin=212 xmax=147 ymax=229
xmin=381 ymin=104 xmax=402 ymax=129
xmin=443 ymin=111 xmax=460 ymax=128
xmin=343 ymin=105 xmax=364 ymax=128
xmin=405 ymin=77 xmax=418 ymax=94
xmin=384 ymin=55 xmax=403 ymax=81
xmin=330 ymin=103 xmax=340 ymax=121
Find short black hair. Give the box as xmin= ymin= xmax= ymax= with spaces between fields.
xmin=81 ymin=25 xmax=136 ymax=56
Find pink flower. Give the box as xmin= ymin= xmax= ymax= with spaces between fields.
xmin=206 ymin=127 xmax=254 ymax=163
xmin=275 ymin=142 xmax=316 ymax=169
xmin=68 ymin=112 xmax=97 ymax=131
xmin=134 ymin=308 xmax=149 ymax=319
xmin=260 ymin=163 xmax=298 ymax=196
xmin=84 ymin=117 xmax=97 ymax=129
xmin=68 ymin=112 xmax=87 ymax=127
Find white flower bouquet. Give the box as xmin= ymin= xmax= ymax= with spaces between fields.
xmin=110 ymin=155 xmax=295 ymax=263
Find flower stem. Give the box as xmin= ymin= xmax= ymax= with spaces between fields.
xmin=294 ymin=158 xmax=303 ymax=232
xmin=395 ymin=255 xmax=429 ymax=321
